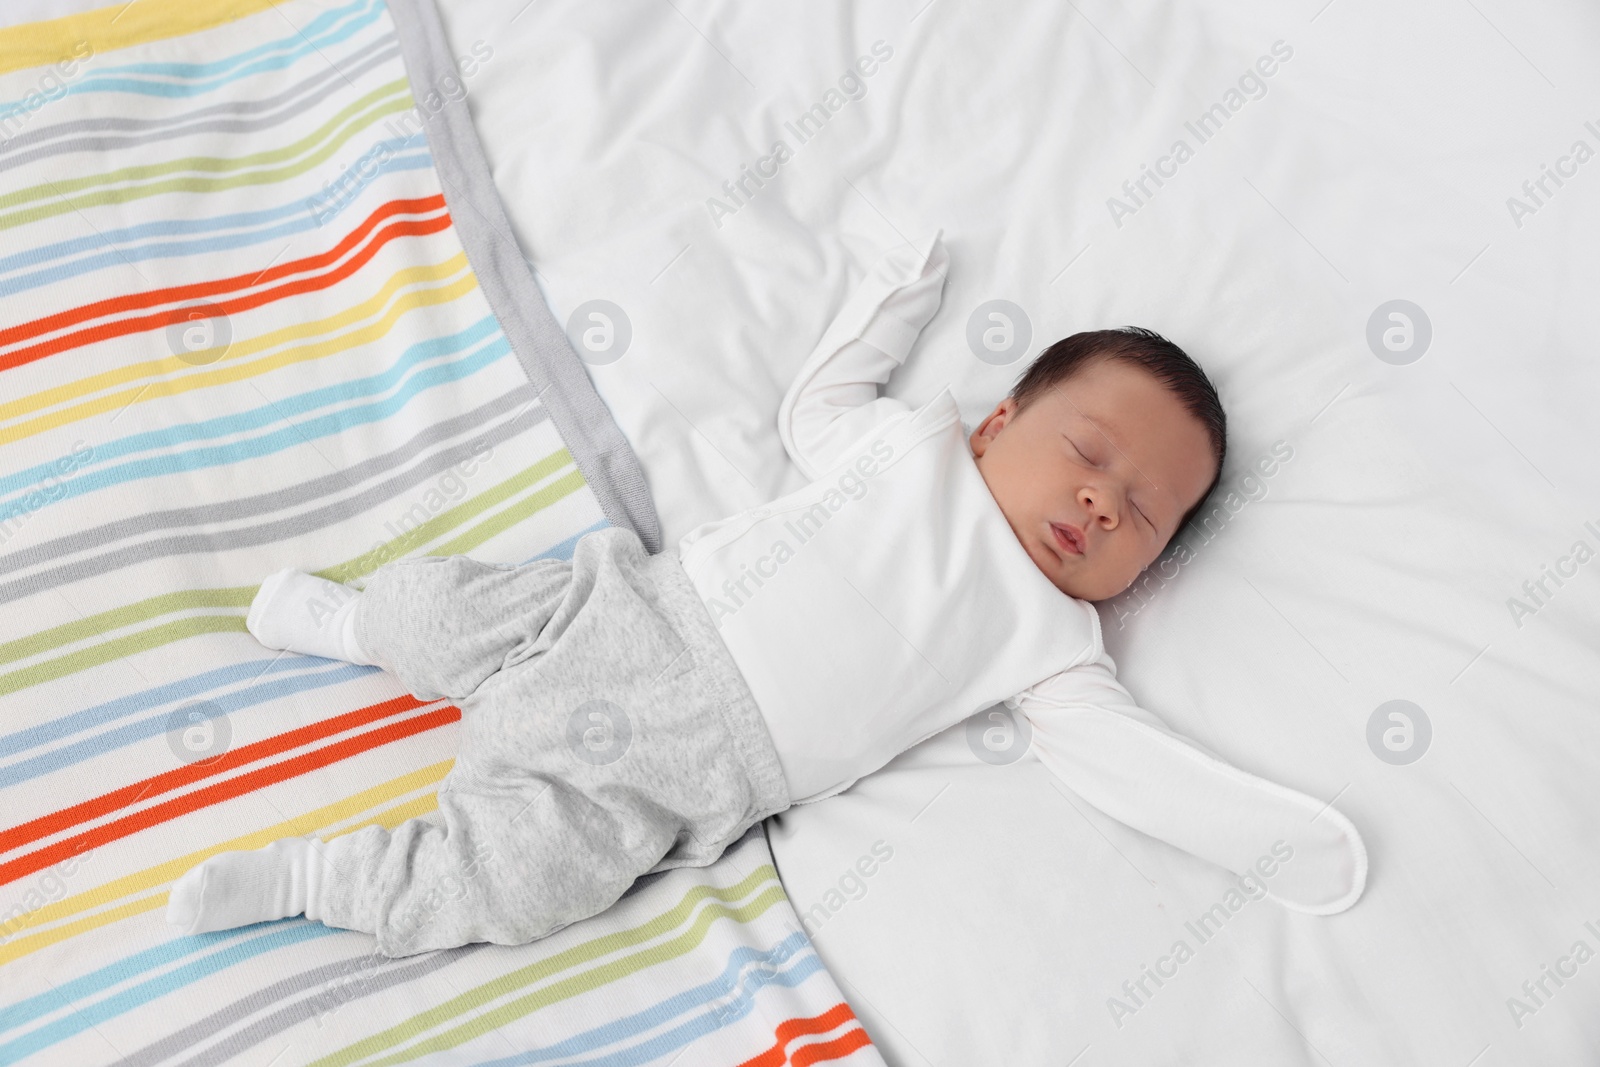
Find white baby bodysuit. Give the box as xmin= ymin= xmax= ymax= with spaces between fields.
xmin=677 ymin=233 xmax=1368 ymax=914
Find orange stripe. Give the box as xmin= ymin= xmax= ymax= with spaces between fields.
xmin=0 ymin=194 xmax=443 ymax=349
xmin=0 ymin=705 xmax=459 ymax=887
xmin=791 ymin=1028 xmax=872 ymax=1066
xmin=0 ymin=694 xmax=428 ymax=855
xmin=0 ymin=209 xmax=452 ymax=374
xmin=735 ymin=1003 xmax=864 ymax=1067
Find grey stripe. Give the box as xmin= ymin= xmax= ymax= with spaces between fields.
xmin=0 ymin=383 xmax=535 ymax=579
xmin=386 ymin=0 xmax=662 ymax=553
xmin=0 ymin=34 xmax=399 ymax=175
xmin=0 ymin=389 xmax=547 ymax=606
xmin=116 ymin=942 xmax=484 ymax=1067
xmin=140 ymin=830 xmax=765 ymax=1067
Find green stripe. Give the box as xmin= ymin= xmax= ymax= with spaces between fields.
xmin=320 ymin=448 xmax=577 ymax=583
xmin=309 ymin=869 xmax=788 ymax=1067
xmin=366 ymin=888 xmax=791 ymax=1067
xmin=0 ymin=452 xmax=582 ymax=696
xmin=0 ymin=84 xmax=414 ymax=233
xmin=0 ymin=78 xmax=405 ymax=211
xmin=427 ymin=470 xmax=586 ymax=558
xmin=0 ymin=614 xmax=247 ymax=698
xmin=0 ymin=587 xmax=252 ymax=668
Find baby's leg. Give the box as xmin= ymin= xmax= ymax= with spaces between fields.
xmin=247 ymin=570 xmax=374 ymax=664
xmin=246 ymin=554 xmax=577 ymax=700
xmin=168 ymin=767 xmax=683 ymax=955
xmin=351 ymin=555 xmax=575 ymax=701
xmin=180 ymin=529 xmax=790 ymax=954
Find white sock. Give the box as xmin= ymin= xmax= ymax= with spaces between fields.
xmin=166 ymin=837 xmax=331 ymax=934
xmin=246 ymin=569 xmax=374 ymax=664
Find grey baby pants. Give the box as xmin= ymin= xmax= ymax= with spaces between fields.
xmin=311 ymin=526 xmax=792 ymax=957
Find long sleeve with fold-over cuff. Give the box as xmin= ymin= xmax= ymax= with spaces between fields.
xmin=776 ymin=230 xmax=948 ymax=480
xmin=1008 ymin=651 xmax=1367 ymax=914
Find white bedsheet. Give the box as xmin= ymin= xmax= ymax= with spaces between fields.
xmin=439 ymin=1 xmax=1600 ymax=1062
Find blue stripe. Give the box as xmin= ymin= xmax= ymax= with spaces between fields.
xmin=0 ymin=660 xmax=380 ymax=788
xmin=0 ymin=0 xmax=384 ymax=118
xmin=0 ymin=924 xmax=328 ymax=1036
xmin=0 ymin=923 xmax=339 ymax=1062
xmin=0 ymin=202 xmax=301 ymax=279
xmin=0 ymin=529 xmax=595 ymax=773
xmin=0 ymin=656 xmax=331 ymax=762
xmin=0 ymin=148 xmax=431 ymax=299
xmin=0 ymin=926 xmax=815 ymax=1065
xmin=89 ymin=0 xmax=375 ymax=81
xmin=0 ymin=314 xmax=498 ymax=501
xmin=0 ymin=331 xmax=513 ymax=519
xmin=518 ymin=520 xmax=610 ymax=565
xmin=0 ymin=143 xmax=423 ymax=282
xmin=468 ymin=935 xmax=828 ymax=1067
xmin=0 ymin=521 xmax=595 ymax=764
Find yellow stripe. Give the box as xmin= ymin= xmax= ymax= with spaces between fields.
xmin=0 ymin=760 xmax=453 ymax=965
xmin=0 ymin=895 xmax=172 ymax=961
xmin=0 ymin=248 xmax=470 ymax=425
xmin=0 ymin=0 xmax=281 ymax=76
xmin=325 ymin=791 xmax=439 ymax=840
xmin=0 ymin=253 xmax=476 ymax=446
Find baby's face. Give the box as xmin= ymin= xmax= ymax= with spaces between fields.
xmin=969 ymin=358 xmax=1216 ymax=602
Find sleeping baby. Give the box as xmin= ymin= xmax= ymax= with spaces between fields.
xmin=167 ymin=233 xmax=1367 ymax=955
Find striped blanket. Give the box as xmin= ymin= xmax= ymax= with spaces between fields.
xmin=0 ymin=0 xmax=881 ymax=1063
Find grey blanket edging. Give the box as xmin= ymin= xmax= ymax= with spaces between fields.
xmin=384 ymin=0 xmax=662 ymax=553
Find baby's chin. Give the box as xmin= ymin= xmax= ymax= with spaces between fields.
xmin=1072 ymin=565 xmax=1153 ymax=603
xmin=1052 ymin=572 xmax=1118 ymax=602
xmin=1023 ymin=542 xmax=1104 ymax=601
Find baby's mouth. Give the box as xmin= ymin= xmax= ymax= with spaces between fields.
xmin=1049 ymin=522 xmax=1084 ymax=557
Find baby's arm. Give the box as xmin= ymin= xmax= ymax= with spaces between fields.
xmin=776 ymin=231 xmax=948 ymax=480
xmin=1010 ymin=652 xmax=1367 ymax=914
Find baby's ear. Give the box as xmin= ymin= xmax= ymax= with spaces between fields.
xmin=969 ymin=396 xmax=1018 ymax=456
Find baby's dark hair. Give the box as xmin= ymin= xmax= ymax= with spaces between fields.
xmin=1009 ymin=327 xmax=1227 ymax=539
